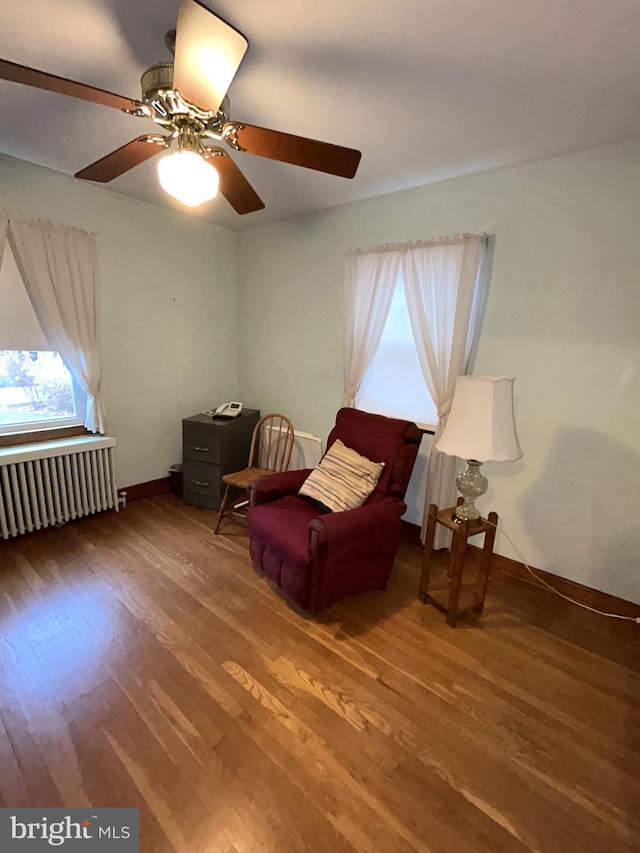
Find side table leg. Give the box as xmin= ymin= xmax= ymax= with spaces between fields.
xmin=474 ymin=511 xmax=498 ymax=614
xmin=419 ymin=504 xmax=438 ymax=603
xmin=447 ymin=522 xmax=467 ymax=627
xmin=447 ymin=498 xmax=465 ymax=579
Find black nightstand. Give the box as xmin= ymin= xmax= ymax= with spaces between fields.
xmin=182 ymin=409 xmax=260 ymax=509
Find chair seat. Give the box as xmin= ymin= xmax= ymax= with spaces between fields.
xmin=222 ymin=466 xmax=274 ymax=489
xmin=247 ymin=495 xmax=325 ymax=566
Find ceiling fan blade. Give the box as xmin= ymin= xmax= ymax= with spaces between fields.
xmin=75 ymin=136 xmax=167 ymax=183
xmin=173 ymin=0 xmax=248 ymax=114
xmin=0 ymin=58 xmax=143 ymax=112
xmin=224 ymin=123 xmax=362 ymax=179
xmin=206 ymin=150 xmax=264 ymax=214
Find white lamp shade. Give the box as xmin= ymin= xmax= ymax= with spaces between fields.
xmin=157 ymin=150 xmax=219 ymax=207
xmin=436 ymin=375 xmax=523 ymax=462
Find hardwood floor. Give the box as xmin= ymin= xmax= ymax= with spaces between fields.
xmin=0 ymin=495 xmax=638 ymax=852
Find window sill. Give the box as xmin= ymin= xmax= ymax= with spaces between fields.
xmin=0 ymin=425 xmax=89 ymax=449
xmin=0 ymin=434 xmax=115 ymax=466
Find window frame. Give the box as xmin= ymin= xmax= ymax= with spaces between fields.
xmin=0 ymin=424 xmax=88 ymax=449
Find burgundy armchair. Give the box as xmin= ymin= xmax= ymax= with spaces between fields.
xmin=246 ymin=408 xmax=422 ymax=611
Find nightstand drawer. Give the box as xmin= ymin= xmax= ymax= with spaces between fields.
xmin=183 ymin=422 xmax=221 ymax=464
xmin=183 ymin=460 xmax=221 ymax=508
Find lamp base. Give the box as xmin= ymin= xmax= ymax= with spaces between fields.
xmin=450 ymin=511 xmax=483 ymax=527
xmin=453 ymin=460 xmax=488 ymax=526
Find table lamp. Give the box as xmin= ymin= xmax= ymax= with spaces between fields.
xmin=436 ymin=375 xmax=522 ymax=525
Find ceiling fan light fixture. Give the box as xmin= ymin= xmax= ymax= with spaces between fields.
xmin=157 ymin=149 xmax=218 ymax=207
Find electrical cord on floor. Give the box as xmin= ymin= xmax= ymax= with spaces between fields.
xmin=484 ymin=519 xmax=640 ymax=624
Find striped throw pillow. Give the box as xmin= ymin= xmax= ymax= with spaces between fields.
xmin=299 ymin=439 xmax=385 ymax=513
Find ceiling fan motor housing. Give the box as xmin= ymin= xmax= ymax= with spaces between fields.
xmin=140 ymin=61 xmax=229 ymax=139
xmin=141 ymin=62 xmax=174 ymax=104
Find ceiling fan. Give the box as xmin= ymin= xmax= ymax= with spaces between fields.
xmin=0 ymin=0 xmax=362 ymax=214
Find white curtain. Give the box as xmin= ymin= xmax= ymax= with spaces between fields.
xmin=342 ymin=250 xmax=402 ymax=406
xmin=7 ymin=216 xmax=105 ymax=433
xmin=402 ymin=234 xmax=489 ymax=546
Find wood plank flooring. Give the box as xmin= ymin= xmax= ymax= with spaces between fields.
xmin=0 ymin=495 xmax=638 ymax=852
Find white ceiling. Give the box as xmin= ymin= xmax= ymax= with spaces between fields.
xmin=2 ymin=0 xmax=640 ymax=230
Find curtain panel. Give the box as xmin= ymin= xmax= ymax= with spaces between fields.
xmin=401 ymin=235 xmax=489 ymax=546
xmin=342 ymin=249 xmax=402 ymax=406
xmin=3 ymin=213 xmax=105 ymax=433
xmin=344 ymin=234 xmax=489 ymax=548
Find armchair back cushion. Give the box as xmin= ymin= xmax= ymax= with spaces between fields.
xmin=325 ymin=407 xmax=421 ymax=500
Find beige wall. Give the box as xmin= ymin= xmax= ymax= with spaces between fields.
xmin=237 ymin=140 xmax=640 ymax=603
xmin=0 ymin=154 xmax=237 ymax=488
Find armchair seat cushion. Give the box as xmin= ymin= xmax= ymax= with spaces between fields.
xmin=247 ymin=495 xmax=323 ymax=567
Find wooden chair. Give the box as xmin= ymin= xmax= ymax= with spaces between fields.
xmin=214 ymin=413 xmax=294 ymax=534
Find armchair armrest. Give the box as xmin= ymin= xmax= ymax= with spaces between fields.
xmin=249 ymin=468 xmax=313 ymax=507
xmin=309 ymin=497 xmax=405 ymax=547
xmin=306 ymin=497 xmax=407 ymax=610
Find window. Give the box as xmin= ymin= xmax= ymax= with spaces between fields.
xmin=0 ymin=242 xmax=86 ymax=436
xmin=0 ymin=351 xmax=86 ymax=434
xmin=355 ymin=270 xmax=437 ymax=429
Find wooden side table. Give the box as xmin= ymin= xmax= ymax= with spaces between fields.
xmin=419 ymin=499 xmax=498 ymax=627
